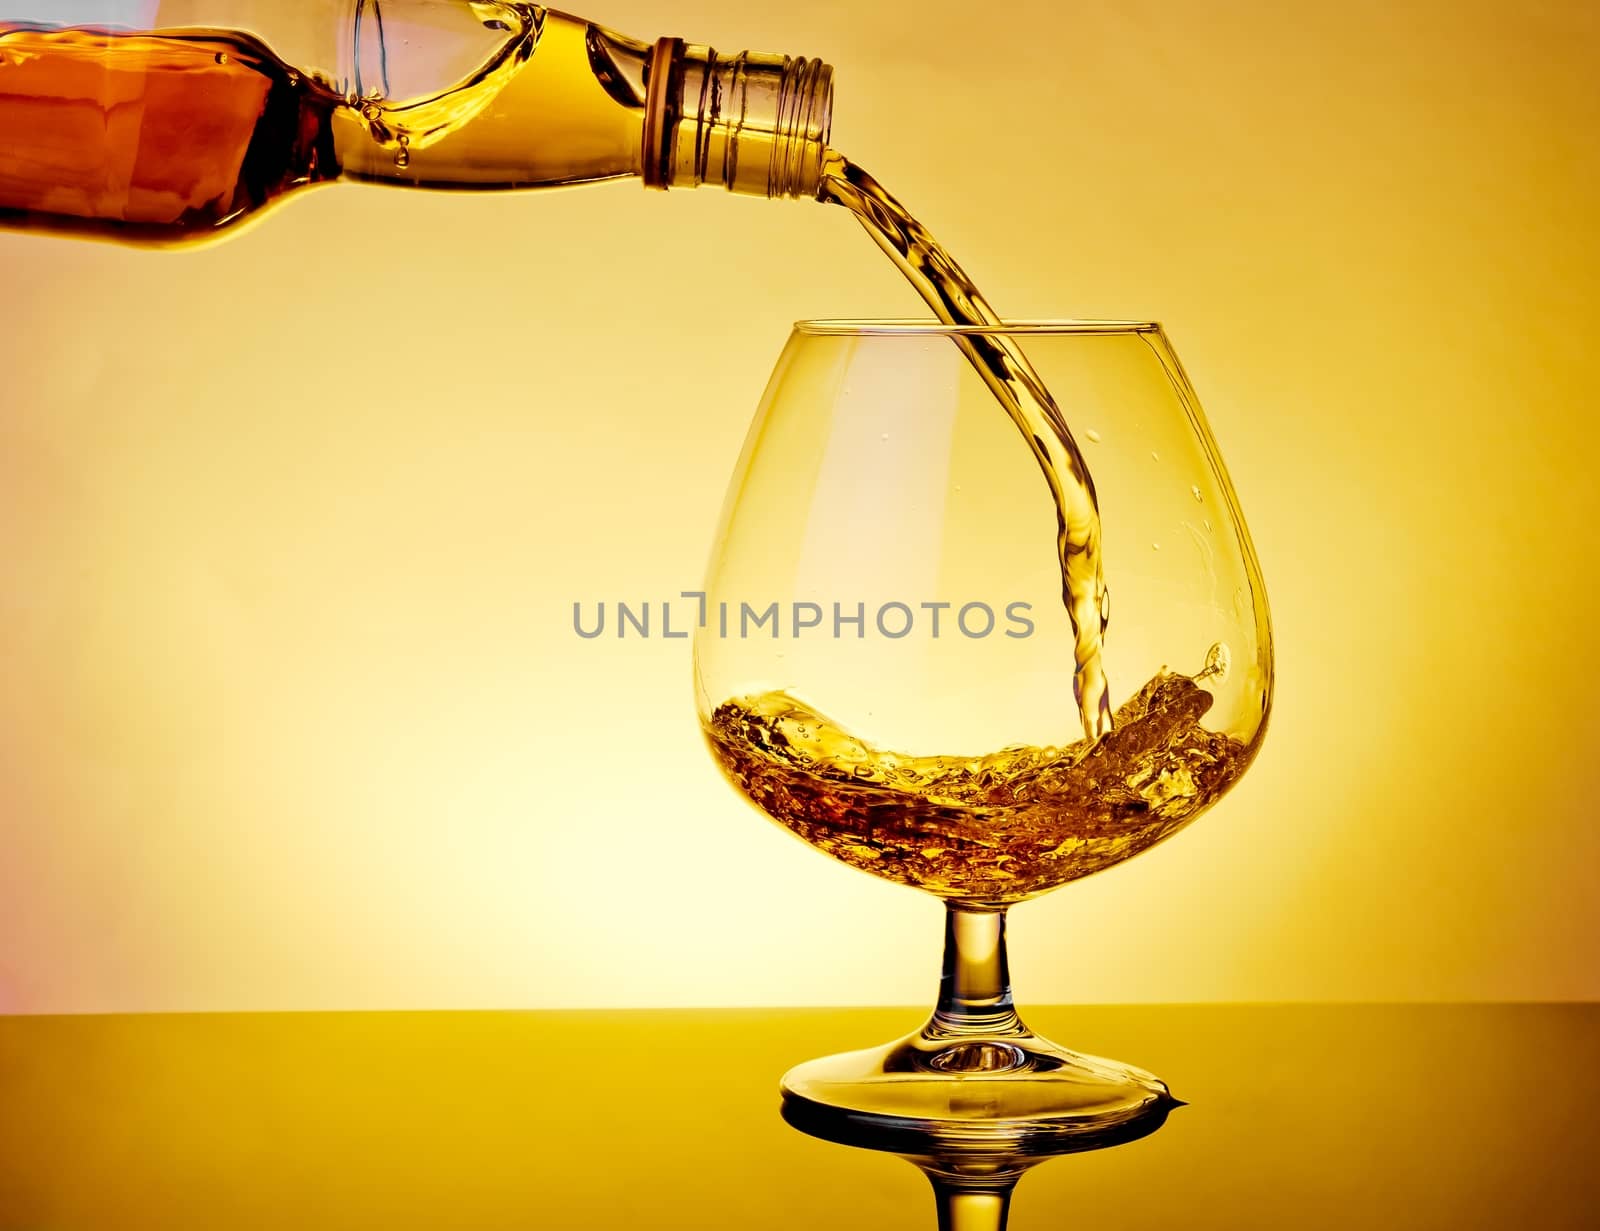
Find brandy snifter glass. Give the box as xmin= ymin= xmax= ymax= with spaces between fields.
xmin=695 ymin=320 xmax=1272 ymax=1144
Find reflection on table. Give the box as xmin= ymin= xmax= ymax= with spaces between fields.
xmin=0 ymin=1005 xmax=1595 ymax=1229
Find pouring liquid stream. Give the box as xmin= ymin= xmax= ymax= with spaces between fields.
xmin=818 ymin=152 xmax=1113 ymax=740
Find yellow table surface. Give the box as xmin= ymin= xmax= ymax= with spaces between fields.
xmin=1 ymin=1005 xmax=1595 ymax=1229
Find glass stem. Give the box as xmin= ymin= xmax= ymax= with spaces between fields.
xmin=931 ymin=1179 xmax=1014 ymax=1231
xmin=927 ymin=904 xmax=1026 ymax=1039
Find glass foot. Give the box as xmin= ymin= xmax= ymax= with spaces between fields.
xmin=781 ymin=1026 xmax=1177 ymax=1153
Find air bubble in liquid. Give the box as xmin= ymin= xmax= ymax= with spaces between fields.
xmin=1199 ymin=642 xmax=1231 ymax=682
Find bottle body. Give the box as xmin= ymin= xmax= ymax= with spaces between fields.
xmin=0 ymin=2 xmax=832 ymax=247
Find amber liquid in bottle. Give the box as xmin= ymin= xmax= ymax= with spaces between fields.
xmin=0 ymin=7 xmax=656 ymax=243
xmin=0 ymin=27 xmax=340 ymax=244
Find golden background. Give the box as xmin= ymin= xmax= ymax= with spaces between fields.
xmin=0 ymin=0 xmax=1595 ymax=1012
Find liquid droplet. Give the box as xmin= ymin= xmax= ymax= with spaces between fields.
xmin=214 ymin=52 xmax=229 ymax=65
xmin=1086 ymin=428 xmax=1103 ymax=444
xmin=1203 ymin=518 xmax=1213 ymax=532
xmin=394 ymin=148 xmax=411 ymax=168
xmin=1192 ymin=485 xmax=1203 ymax=502
xmin=880 ymin=432 xmax=890 ymax=442
xmin=1151 ymin=541 xmax=1162 ymax=552
xmin=1198 ymin=642 xmax=1231 ymax=682
xmin=287 ymin=70 xmax=300 ymax=87
xmin=1151 ymin=450 xmax=1161 ymax=462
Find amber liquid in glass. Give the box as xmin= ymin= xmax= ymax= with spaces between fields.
xmin=706 ymin=666 xmax=1253 ymax=904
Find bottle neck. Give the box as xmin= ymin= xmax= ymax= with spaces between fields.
xmin=642 ymin=38 xmax=834 ymax=200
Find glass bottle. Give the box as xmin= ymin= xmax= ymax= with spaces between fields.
xmin=0 ymin=1 xmax=834 ymax=246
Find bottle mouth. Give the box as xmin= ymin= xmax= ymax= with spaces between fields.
xmin=770 ymin=55 xmax=833 ymax=198
xmin=643 ymin=38 xmax=834 ymax=199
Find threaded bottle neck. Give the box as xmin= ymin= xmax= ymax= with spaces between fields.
xmin=642 ymin=38 xmax=834 ymax=200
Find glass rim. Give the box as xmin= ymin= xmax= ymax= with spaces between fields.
xmin=793 ymin=318 xmax=1161 ymax=336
